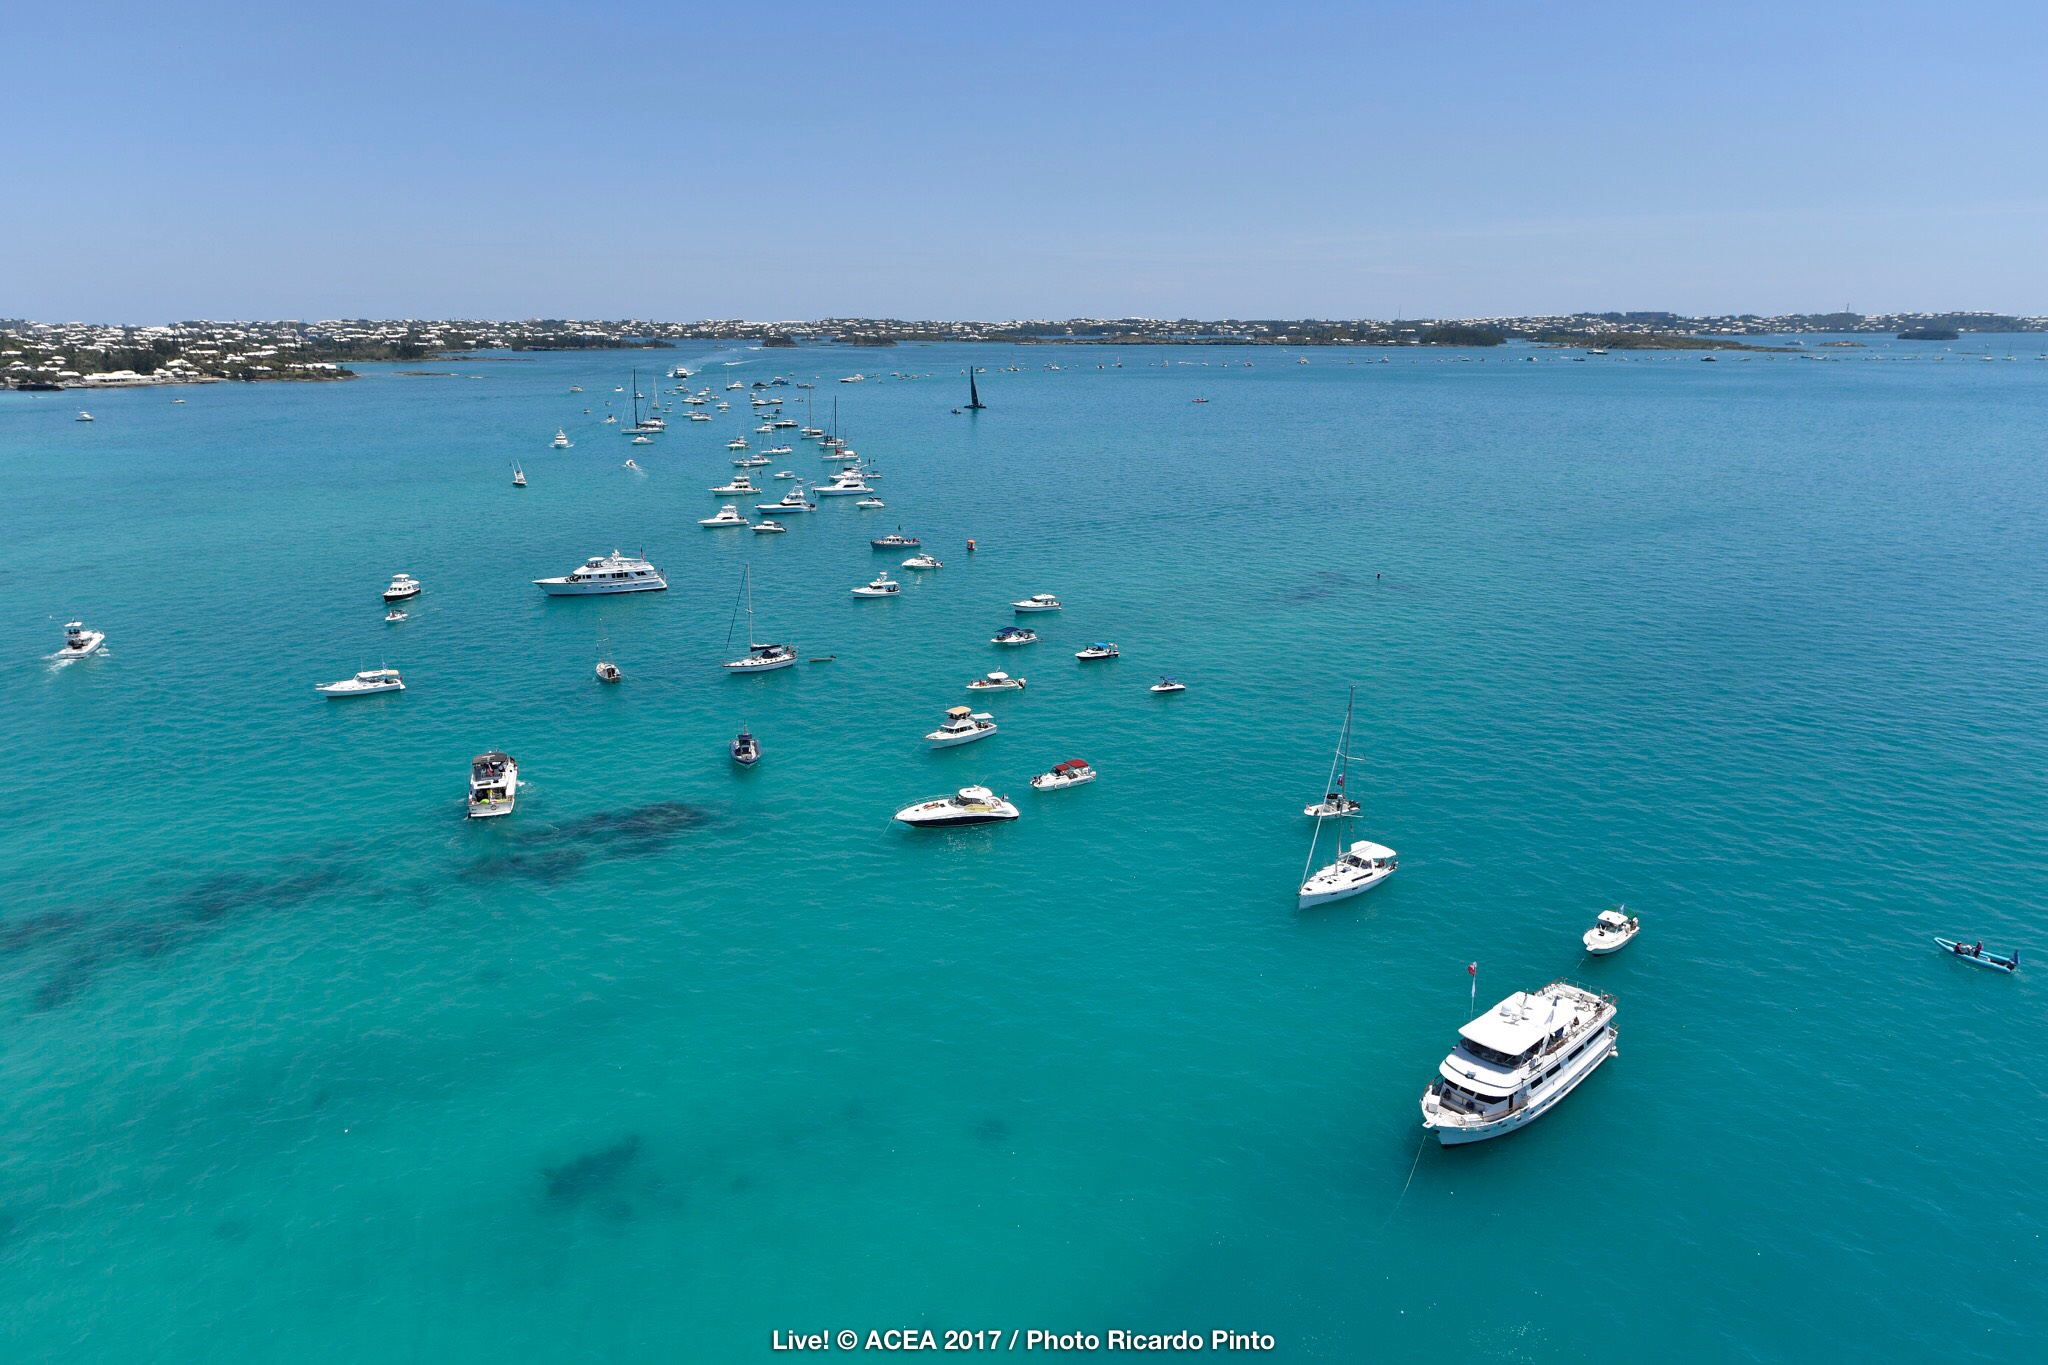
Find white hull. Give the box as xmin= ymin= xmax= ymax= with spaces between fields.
xmin=723 ymin=654 xmax=798 ymax=673
xmin=1296 ymin=863 xmax=1394 ymax=908
xmin=534 ymin=578 xmax=668 ymax=596
xmin=1426 ymin=1029 xmax=1617 ymax=1145
xmin=467 ymin=798 xmax=515 ymax=819
xmin=927 ymin=726 xmax=997 ymax=748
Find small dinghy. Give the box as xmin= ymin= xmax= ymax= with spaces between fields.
xmin=1030 ymin=759 xmax=1096 ymax=791
xmin=384 ymin=609 xmax=408 ymax=624
xmin=1935 ymin=938 xmax=2019 ymax=973
xmin=1149 ymin=677 xmax=1187 ymax=693
xmin=1583 ymin=907 xmax=1640 ymax=955
xmin=731 ymin=728 xmax=761 ymax=767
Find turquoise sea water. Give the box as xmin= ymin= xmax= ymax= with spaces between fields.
xmin=4 ymin=339 xmax=2046 ymax=1362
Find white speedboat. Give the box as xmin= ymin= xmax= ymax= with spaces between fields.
xmin=700 ymin=504 xmax=751 ymax=528
xmin=385 ymin=609 xmax=407 ymax=623
xmin=926 ymin=706 xmax=997 ymax=747
xmin=902 ymin=553 xmax=944 ymax=569
xmin=689 ymin=411 xmax=715 ymax=421
xmin=710 ymin=475 xmax=759 ymax=495
xmin=754 ymin=487 xmax=816 ymax=514
xmin=991 ymin=626 xmax=1038 ymax=646
xmin=966 ymin=670 xmax=1025 ymax=691
xmin=726 ymin=438 xmax=750 ymax=450
xmin=895 ymin=785 xmax=1018 ymax=827
xmin=316 ymin=667 xmax=405 ymax=697
xmin=852 ymin=573 xmax=900 ymax=597
xmin=533 ymin=550 xmax=668 ymax=595
xmin=1149 ymin=677 xmax=1187 ymax=693
xmin=752 ymin=519 xmax=787 ymax=535
xmin=1075 ymin=642 xmax=1119 ymax=660
xmin=855 ymin=496 xmax=886 ymax=509
xmin=731 ymin=727 xmax=761 ymax=766
xmin=1583 ymin=907 xmax=1640 ymax=954
xmin=382 ymin=573 xmax=421 ymax=602
xmin=735 ymin=454 xmax=771 ymax=467
xmin=629 ymin=437 xmax=651 ymax=447
xmin=76 ymin=410 xmax=94 ymax=422
xmin=551 ymin=429 xmax=571 ymax=449
xmin=467 ymin=751 xmax=518 ymax=818
xmin=52 ymin=620 xmax=106 ymax=661
xmin=1011 ymin=593 xmax=1062 ymax=612
xmin=1298 ymin=840 xmax=1398 ymax=907
xmin=1030 ymin=759 xmax=1096 ymax=790
xmin=773 ymin=469 xmax=797 ymax=479
xmin=1420 ymin=981 xmax=1619 ymax=1145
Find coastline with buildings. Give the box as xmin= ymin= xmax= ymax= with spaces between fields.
xmin=4 ymin=310 xmax=2041 ymax=389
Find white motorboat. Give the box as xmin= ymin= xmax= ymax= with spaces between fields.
xmin=815 ymin=471 xmax=874 ymax=496
xmin=902 ymin=553 xmax=944 ymax=570
xmin=76 ymin=410 xmax=94 ymax=422
xmin=754 ymin=486 xmax=816 ymax=514
xmin=736 ymin=454 xmax=771 ymax=467
xmin=894 ymin=785 xmax=1018 ymax=827
xmin=731 ymin=727 xmax=761 ymax=766
xmin=710 ymin=474 xmax=759 ymax=495
xmin=52 ymin=620 xmax=106 ymax=661
xmin=1583 ymin=907 xmax=1640 ymax=954
xmin=991 ymin=626 xmax=1038 ymax=646
xmin=513 ymin=463 xmax=527 ymax=486
xmin=852 ymin=573 xmax=901 ymax=598
xmin=755 ymin=423 xmax=775 ymax=433
xmin=595 ymin=660 xmax=622 ymax=683
xmin=1030 ymin=759 xmax=1096 ymax=790
xmin=689 ymin=411 xmax=715 ymax=422
xmin=1149 ymin=677 xmax=1187 ymax=693
xmin=1075 ymin=642 xmax=1119 ymax=660
xmin=551 ymin=429 xmax=571 ymax=449
xmin=700 ymin=504 xmax=751 ymax=528
xmin=602 ymin=414 xmax=618 ymax=424
xmin=726 ymin=438 xmax=750 ymax=451
xmin=1298 ymin=839 xmax=1398 ymax=907
xmin=316 ymin=667 xmax=405 ymax=697
xmin=966 ymin=670 xmax=1025 ymax=691
xmin=871 ymin=530 xmax=920 ymax=549
xmin=926 ymin=706 xmax=997 ymax=747
xmin=762 ymin=444 xmax=794 ymax=455
xmin=385 ymin=609 xmax=407 ymax=623
xmin=629 ymin=436 xmax=652 ymax=447
xmin=773 ymin=469 xmax=797 ymax=479
xmin=1011 ymin=593 xmax=1062 ymax=612
xmin=752 ymin=519 xmax=788 ymax=535
xmin=382 ymin=573 xmax=421 ymax=602
xmin=533 ymin=550 xmax=668 ymax=596
xmin=1420 ymin=981 xmax=1619 ymax=1145
xmin=722 ymin=566 xmax=799 ymax=673
xmin=855 ymin=496 xmax=886 ymax=509
xmin=467 ymin=751 xmax=518 ymax=818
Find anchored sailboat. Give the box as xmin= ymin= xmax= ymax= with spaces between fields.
xmin=1297 ymin=687 xmax=1398 ymax=909
xmin=721 ymin=564 xmax=799 ymax=673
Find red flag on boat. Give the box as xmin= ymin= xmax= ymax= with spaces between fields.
xmin=1468 ymin=962 xmax=1477 ymax=977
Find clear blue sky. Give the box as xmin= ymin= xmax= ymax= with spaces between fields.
xmin=6 ymin=0 xmax=2045 ymax=322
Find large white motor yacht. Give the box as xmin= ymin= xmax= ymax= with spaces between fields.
xmin=894 ymin=785 xmax=1018 ymax=827
xmin=316 ymin=668 xmax=405 ymax=697
xmin=551 ymin=429 xmax=572 ymax=449
xmin=533 ymin=550 xmax=668 ymax=596
xmin=815 ymin=471 xmax=874 ymax=496
xmin=1420 ymin=981 xmax=1619 ymax=1145
xmin=700 ymin=504 xmax=751 ymax=528
xmin=1298 ymin=840 xmax=1398 ymax=908
xmin=52 ymin=620 xmax=106 ymax=661
xmin=467 ymin=751 xmax=518 ymax=818
xmin=382 ymin=573 xmax=421 ymax=602
xmin=1011 ymin=593 xmax=1062 ymax=612
xmin=926 ymin=706 xmax=997 ymax=747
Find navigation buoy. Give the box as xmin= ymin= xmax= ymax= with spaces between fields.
xmin=967 ymin=539 xmax=977 ymax=553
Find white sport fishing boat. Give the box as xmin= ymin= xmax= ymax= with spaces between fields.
xmin=1420 ymin=980 xmax=1619 ymax=1145
xmin=815 ymin=471 xmax=874 ymax=497
xmin=755 ymin=486 xmax=816 ymax=514
xmin=467 ymin=751 xmax=518 ymax=818
xmin=894 ymin=785 xmax=1018 ymax=827
xmin=551 ymin=429 xmax=571 ymax=449
xmin=52 ymin=620 xmax=106 ymax=661
xmin=700 ymin=504 xmax=751 ymax=528
xmin=902 ymin=553 xmax=943 ymax=569
xmin=1297 ymin=687 xmax=1397 ymax=908
xmin=1030 ymin=759 xmax=1096 ymax=790
xmin=852 ymin=573 xmax=900 ymax=598
xmin=316 ymin=667 xmax=405 ymax=697
xmin=710 ymin=474 xmax=760 ymax=496
xmin=1583 ymin=907 xmax=1640 ymax=954
xmin=382 ymin=573 xmax=421 ymax=602
xmin=926 ymin=706 xmax=997 ymax=747
xmin=533 ymin=550 xmax=668 ymax=595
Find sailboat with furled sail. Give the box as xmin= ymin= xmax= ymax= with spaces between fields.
xmin=1297 ymin=687 xmax=1398 ymax=908
xmin=721 ymin=564 xmax=798 ymax=673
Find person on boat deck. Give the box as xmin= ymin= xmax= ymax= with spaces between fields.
xmin=1975 ymin=941 xmax=1984 ymax=956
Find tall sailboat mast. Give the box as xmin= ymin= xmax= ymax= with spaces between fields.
xmin=1301 ymin=687 xmax=1357 ymax=883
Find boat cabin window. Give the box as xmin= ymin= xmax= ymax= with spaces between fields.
xmin=1460 ymin=1040 xmax=1534 ymax=1069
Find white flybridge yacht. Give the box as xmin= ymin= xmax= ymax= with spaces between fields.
xmin=755 ymin=484 xmax=816 ymax=514
xmin=894 ymin=785 xmax=1018 ymax=827
xmin=382 ymin=573 xmax=421 ymax=602
xmin=815 ymin=470 xmax=874 ymax=497
xmin=52 ymin=620 xmax=107 ymax=662
xmin=700 ymin=504 xmax=751 ymax=528
xmin=467 ymin=751 xmax=518 ymax=818
xmin=722 ymin=565 xmax=798 ymax=674
xmin=551 ymin=429 xmax=572 ymax=449
xmin=926 ymin=706 xmax=997 ymax=747
xmin=532 ymin=550 xmax=668 ymax=596
xmin=1420 ymin=980 xmax=1619 ymax=1145
xmin=1297 ymin=687 xmax=1398 ymax=908
xmin=710 ymin=473 xmax=760 ymax=496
